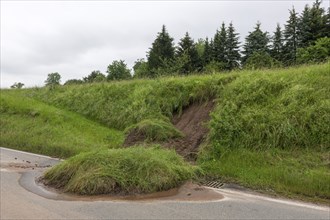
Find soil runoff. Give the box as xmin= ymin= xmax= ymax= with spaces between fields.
xmin=1 ymin=147 xmax=329 ymax=220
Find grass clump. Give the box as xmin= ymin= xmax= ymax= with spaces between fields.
xmin=0 ymin=91 xmax=123 ymax=158
xmin=43 ymin=146 xmax=199 ymax=195
xmin=125 ymin=119 xmax=183 ymax=141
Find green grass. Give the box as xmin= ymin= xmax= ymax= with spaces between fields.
xmin=0 ymin=91 xmax=123 ymax=158
xmin=29 ymin=73 xmax=237 ymax=130
xmin=198 ymin=62 xmax=330 ymax=202
xmin=43 ymin=146 xmax=199 ymax=195
xmin=1 ymin=62 xmax=329 ymax=200
xmin=208 ymin=63 xmax=330 ymax=151
xmin=199 ymin=148 xmax=330 ymax=202
xmin=125 ymin=119 xmax=184 ymax=141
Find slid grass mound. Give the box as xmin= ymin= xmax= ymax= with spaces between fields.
xmin=43 ymin=147 xmax=199 ymax=195
xmin=124 ymin=118 xmax=184 ymax=145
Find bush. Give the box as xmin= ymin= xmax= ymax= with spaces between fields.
xmin=297 ymin=37 xmax=330 ymax=64
xmin=244 ymin=51 xmax=282 ymax=70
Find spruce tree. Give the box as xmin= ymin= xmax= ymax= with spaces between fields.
xmin=225 ymin=22 xmax=241 ymax=70
xmin=309 ymin=0 xmax=327 ymax=40
xmin=203 ymin=37 xmax=213 ymax=66
xmin=213 ymin=22 xmax=227 ymax=63
xmin=271 ymin=23 xmax=284 ymax=62
xmin=209 ymin=38 xmax=215 ymax=61
xmin=284 ymin=7 xmax=299 ymax=65
xmin=176 ymin=32 xmax=199 ymax=74
xmin=297 ymin=5 xmax=312 ymax=48
xmin=147 ymin=25 xmax=175 ymax=75
xmin=242 ymin=22 xmax=270 ymax=64
xmin=325 ymin=7 xmax=330 ymax=38
xmin=298 ymin=1 xmax=328 ymax=48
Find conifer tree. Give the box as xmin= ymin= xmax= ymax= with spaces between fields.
xmin=147 ymin=25 xmax=175 ymax=75
xmin=213 ymin=22 xmax=227 ymax=63
xmin=309 ymin=0 xmax=327 ymax=40
xmin=203 ymin=37 xmax=213 ymax=66
xmin=271 ymin=23 xmax=284 ymax=62
xmin=242 ymin=22 xmax=270 ymax=64
xmin=176 ymin=32 xmax=199 ymax=74
xmin=209 ymin=38 xmax=215 ymax=61
xmin=297 ymin=5 xmax=312 ymax=48
xmin=297 ymin=1 xmax=328 ymax=48
xmin=225 ymin=22 xmax=241 ymax=70
xmin=325 ymin=7 xmax=330 ymax=38
xmin=284 ymin=7 xmax=299 ymax=65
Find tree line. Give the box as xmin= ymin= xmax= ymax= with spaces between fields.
xmin=136 ymin=0 xmax=329 ymax=77
xmin=10 ymin=0 xmax=330 ymax=88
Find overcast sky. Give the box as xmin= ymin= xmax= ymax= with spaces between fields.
xmin=1 ymin=0 xmax=325 ymax=88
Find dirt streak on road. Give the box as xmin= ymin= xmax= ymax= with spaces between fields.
xmin=1 ymin=147 xmax=329 ymax=220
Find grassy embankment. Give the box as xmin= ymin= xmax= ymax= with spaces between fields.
xmin=199 ymin=63 xmax=330 ymax=201
xmin=1 ymin=63 xmax=329 ymax=200
xmin=0 ymin=90 xmax=123 ymax=158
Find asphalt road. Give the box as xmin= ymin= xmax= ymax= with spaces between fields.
xmin=1 ymin=147 xmax=329 ymax=219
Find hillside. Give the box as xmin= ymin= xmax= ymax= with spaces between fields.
xmin=1 ymin=62 xmax=329 ymax=201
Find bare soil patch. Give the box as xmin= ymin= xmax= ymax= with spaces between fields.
xmin=124 ymin=100 xmax=215 ymax=161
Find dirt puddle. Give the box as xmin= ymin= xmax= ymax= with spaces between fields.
xmin=16 ymin=168 xmax=223 ymax=202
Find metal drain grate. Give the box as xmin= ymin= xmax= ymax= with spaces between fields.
xmin=203 ymin=181 xmax=224 ymax=189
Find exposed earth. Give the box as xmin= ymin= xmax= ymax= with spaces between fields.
xmin=124 ymin=100 xmax=215 ymax=160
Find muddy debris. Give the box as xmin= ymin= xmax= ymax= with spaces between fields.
xmin=124 ymin=100 xmax=215 ymax=161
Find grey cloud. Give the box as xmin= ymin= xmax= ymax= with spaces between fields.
xmin=1 ymin=0 xmax=320 ymax=88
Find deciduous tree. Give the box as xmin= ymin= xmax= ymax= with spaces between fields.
xmin=45 ymin=72 xmax=61 ymax=87
xmin=83 ymin=70 xmax=106 ymax=83
xmin=107 ymin=60 xmax=131 ymax=81
xmin=10 ymin=82 xmax=24 ymax=89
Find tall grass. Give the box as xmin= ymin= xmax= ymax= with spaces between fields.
xmin=0 ymin=91 xmax=123 ymax=158
xmin=209 ymin=63 xmax=330 ymax=151
xmin=1 ymin=62 xmax=329 ymax=200
xmin=43 ymin=146 xmax=200 ymax=195
xmin=199 ymin=62 xmax=330 ymax=202
xmin=200 ymin=148 xmax=330 ymax=201
xmin=29 ymin=74 xmax=237 ymax=130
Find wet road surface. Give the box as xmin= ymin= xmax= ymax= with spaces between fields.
xmin=1 ymin=147 xmax=329 ymax=219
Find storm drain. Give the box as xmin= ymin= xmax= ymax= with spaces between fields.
xmin=202 ymin=181 xmax=224 ymax=189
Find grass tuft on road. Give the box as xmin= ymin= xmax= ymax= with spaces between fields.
xmin=43 ymin=146 xmax=199 ymax=195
